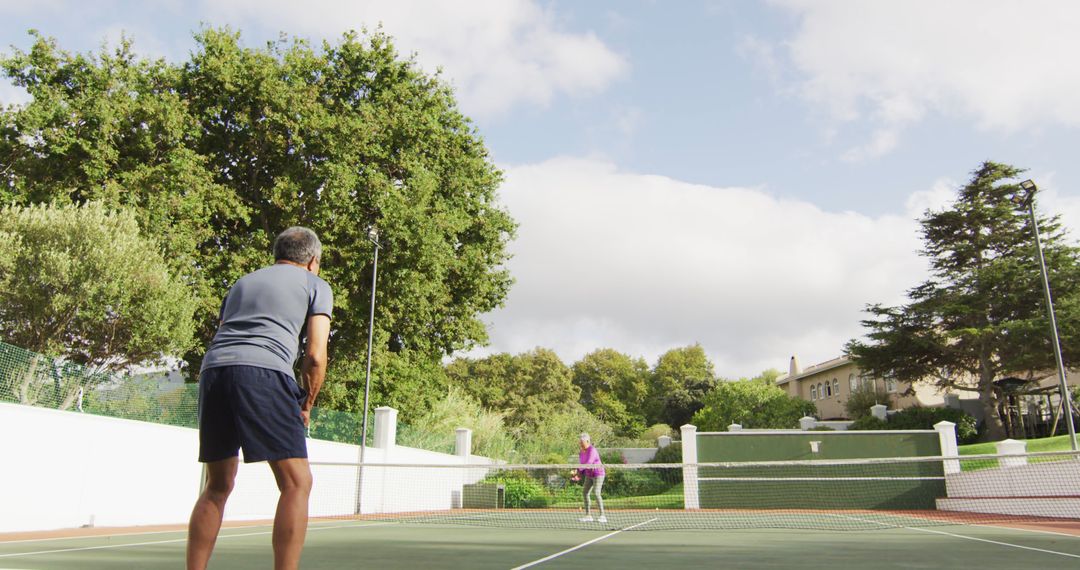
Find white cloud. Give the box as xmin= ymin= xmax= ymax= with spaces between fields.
xmin=200 ymin=0 xmax=628 ymax=118
xmin=840 ymin=127 xmax=899 ymax=162
xmin=769 ymin=0 xmax=1080 ymax=157
xmin=0 ymin=80 xmax=30 ymax=107
xmin=468 ymin=157 xmax=930 ymax=377
xmin=904 ymin=178 xmax=958 ymax=218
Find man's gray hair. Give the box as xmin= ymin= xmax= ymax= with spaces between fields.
xmin=274 ymin=226 xmax=322 ymax=264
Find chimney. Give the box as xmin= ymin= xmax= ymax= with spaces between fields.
xmin=789 ymin=355 xmax=801 ymax=377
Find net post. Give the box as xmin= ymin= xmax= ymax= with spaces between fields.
xmin=680 ymin=423 xmax=700 ymax=510
xmin=934 ymin=420 xmax=960 ymax=475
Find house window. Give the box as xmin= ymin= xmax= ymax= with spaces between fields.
xmin=849 ymin=373 xmax=857 ymax=392
xmin=820 ymin=382 xmax=827 ymax=398
xmin=811 ymin=385 xmax=817 ymax=400
xmin=885 ymin=378 xmax=898 ymax=393
xmin=833 ymin=379 xmax=840 ymax=396
xmin=859 ymin=373 xmax=875 ymax=391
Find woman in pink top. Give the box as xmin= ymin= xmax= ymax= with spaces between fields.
xmin=577 ymin=433 xmax=606 ymax=523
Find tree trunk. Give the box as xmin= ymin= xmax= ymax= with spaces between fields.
xmin=978 ymin=375 xmax=1006 ymax=440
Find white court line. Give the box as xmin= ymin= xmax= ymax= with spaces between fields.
xmin=0 ymin=518 xmax=357 ymax=546
xmin=831 ymin=514 xmax=1080 ymax=560
xmin=816 ymin=509 xmax=1080 ymax=541
xmin=0 ymin=522 xmax=393 ymax=559
xmin=967 ymin=523 xmax=1080 ymax=539
xmin=510 ymin=518 xmax=657 ymax=570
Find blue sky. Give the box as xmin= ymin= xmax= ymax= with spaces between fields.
xmin=4 ymin=0 xmax=1080 ymax=378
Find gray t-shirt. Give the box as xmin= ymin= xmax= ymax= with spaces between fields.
xmin=201 ymin=264 xmax=333 ymax=379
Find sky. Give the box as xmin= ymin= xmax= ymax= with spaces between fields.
xmin=4 ymin=0 xmax=1080 ymax=378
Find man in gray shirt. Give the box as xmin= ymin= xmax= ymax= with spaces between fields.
xmin=187 ymin=226 xmax=333 ymax=570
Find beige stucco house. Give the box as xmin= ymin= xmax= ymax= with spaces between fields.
xmin=777 ymin=354 xmax=1080 ymax=432
xmin=775 ymin=355 xmax=974 ymax=420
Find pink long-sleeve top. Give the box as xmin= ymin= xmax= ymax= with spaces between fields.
xmin=578 ymin=445 xmax=606 ymax=478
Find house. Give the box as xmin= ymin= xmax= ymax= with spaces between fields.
xmin=776 ymin=354 xmax=1080 ymax=436
xmin=775 ymin=355 xmax=975 ymax=420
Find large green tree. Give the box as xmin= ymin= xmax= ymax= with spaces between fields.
xmin=691 ymin=374 xmax=817 ymax=431
xmin=1 ymin=29 xmax=516 ymax=415
xmin=846 ymin=162 xmax=1080 ymax=440
xmin=445 ymin=348 xmax=581 ymax=434
xmin=646 ymin=344 xmax=718 ymax=428
xmin=0 ymin=202 xmax=195 ymax=408
xmin=571 ymin=348 xmax=649 ymax=437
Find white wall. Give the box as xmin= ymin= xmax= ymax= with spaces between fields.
xmin=1 ymin=402 xmax=203 ymax=532
xmin=0 ymin=402 xmax=495 ymax=532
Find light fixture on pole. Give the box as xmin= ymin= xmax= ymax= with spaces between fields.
xmin=360 ymin=227 xmax=380 ymax=462
xmin=1014 ymin=179 xmax=1077 ymax=451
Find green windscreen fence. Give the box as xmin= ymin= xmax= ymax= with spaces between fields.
xmin=0 ymin=341 xmax=370 ymax=445
xmin=695 ymin=431 xmax=946 ymax=509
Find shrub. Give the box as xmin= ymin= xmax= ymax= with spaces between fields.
xmin=602 ymin=468 xmax=668 ymax=498
xmin=485 ymin=471 xmax=552 ymax=508
xmin=649 ymin=442 xmax=683 ymax=465
xmin=540 ymin=452 xmax=570 ymax=465
xmin=600 ymin=450 xmax=626 ymax=465
xmin=516 ymin=404 xmax=615 ymax=462
xmin=843 ymin=385 xmax=892 ymax=420
xmin=847 ymin=407 xmax=979 ymax=444
xmin=850 ymin=415 xmax=888 ymax=430
xmin=647 ymin=442 xmax=683 ymax=485
xmin=887 ymin=406 xmax=979 ymax=444
xmin=640 ymin=423 xmax=674 ymax=441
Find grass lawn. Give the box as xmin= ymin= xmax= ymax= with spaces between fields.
xmin=551 ymin=483 xmax=685 ymax=509
xmin=957 ymin=434 xmax=1079 ymax=471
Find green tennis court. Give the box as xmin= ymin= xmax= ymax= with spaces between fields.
xmin=3 ymin=514 xmax=1079 ymax=569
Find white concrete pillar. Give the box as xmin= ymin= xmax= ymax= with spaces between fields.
xmin=657 ymin=435 xmax=672 ymax=448
xmin=996 ymin=439 xmax=1028 ymax=468
xmin=799 ymin=416 xmax=817 ymax=430
xmin=934 ymin=421 xmax=960 ymax=475
xmin=373 ymin=406 xmax=398 ymax=450
xmin=728 ymin=423 xmax=743 ymax=432
xmin=455 ymin=428 xmax=472 ymax=458
xmin=680 ymin=424 xmax=699 ymax=510
xmin=871 ymin=404 xmax=888 ymax=420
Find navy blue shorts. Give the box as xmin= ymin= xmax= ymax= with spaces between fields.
xmin=197 ymin=365 xmax=308 ymax=463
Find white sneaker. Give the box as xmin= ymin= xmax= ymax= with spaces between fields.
xmin=579 ymin=516 xmax=593 ymax=522
xmin=597 ymin=516 xmax=607 ymax=523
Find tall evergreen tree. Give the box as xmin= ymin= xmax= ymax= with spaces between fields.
xmin=846 ymin=162 xmax=1080 ymax=440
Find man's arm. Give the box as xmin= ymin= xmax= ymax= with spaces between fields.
xmin=299 ymin=314 xmax=331 ymax=427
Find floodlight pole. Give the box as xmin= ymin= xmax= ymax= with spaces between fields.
xmin=360 ymin=228 xmax=380 ymax=461
xmin=355 ymin=227 xmax=380 ymax=515
xmin=1018 ymin=180 xmax=1077 ymax=451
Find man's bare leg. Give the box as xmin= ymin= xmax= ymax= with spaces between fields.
xmin=268 ymin=457 xmax=313 ymax=570
xmin=187 ymin=457 xmax=239 ymax=570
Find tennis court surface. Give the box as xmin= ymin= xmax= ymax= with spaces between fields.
xmin=3 ymin=512 xmax=1080 ymax=569
xmin=5 ymin=425 xmax=1080 ymax=568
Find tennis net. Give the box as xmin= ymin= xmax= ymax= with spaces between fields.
xmin=220 ymin=451 xmax=1080 ymax=531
